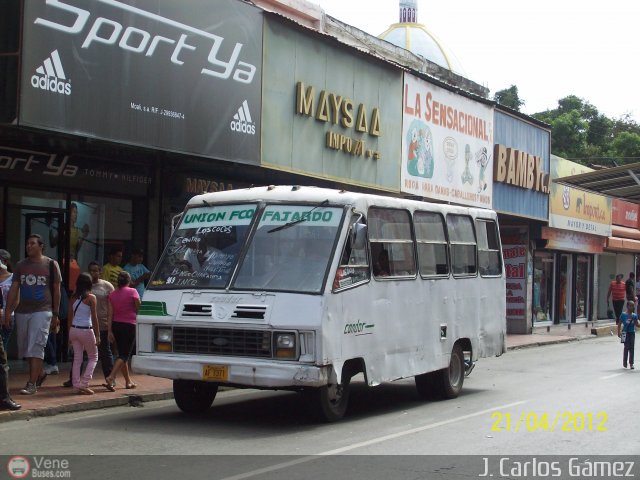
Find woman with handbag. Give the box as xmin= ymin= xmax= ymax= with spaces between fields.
xmin=618 ymin=300 xmax=640 ymax=369
xmin=67 ymin=273 xmax=100 ymax=394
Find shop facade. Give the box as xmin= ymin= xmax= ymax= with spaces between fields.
xmin=542 ymin=155 xmax=612 ymax=325
xmin=1 ymin=0 xmax=268 ymax=281
xmin=2 ymin=0 xmax=573 ymax=347
xmin=491 ymin=108 xmax=551 ymax=334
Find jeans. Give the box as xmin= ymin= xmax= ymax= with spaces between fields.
xmin=44 ymin=331 xmax=58 ymax=366
xmin=98 ymin=329 xmax=114 ymax=379
xmin=0 ymin=334 xmax=9 ymax=400
xmin=69 ymin=328 xmax=98 ymax=389
xmin=67 ymin=330 xmax=114 ymax=381
xmin=0 ymin=326 xmax=11 ymax=354
xmin=623 ymin=331 xmax=635 ymax=367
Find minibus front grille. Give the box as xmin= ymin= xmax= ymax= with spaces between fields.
xmin=172 ymin=327 xmax=272 ymax=357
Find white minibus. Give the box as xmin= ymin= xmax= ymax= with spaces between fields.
xmin=133 ymin=185 xmax=506 ymax=421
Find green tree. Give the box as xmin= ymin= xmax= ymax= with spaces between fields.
xmin=610 ymin=132 xmax=640 ymax=162
xmin=493 ymin=85 xmax=524 ymax=111
xmin=549 ymin=110 xmax=587 ymax=159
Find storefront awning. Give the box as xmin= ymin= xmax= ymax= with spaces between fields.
xmin=611 ymin=224 xmax=640 ymax=240
xmin=606 ymin=236 xmax=640 ymax=253
xmin=556 ymin=162 xmax=640 ymax=202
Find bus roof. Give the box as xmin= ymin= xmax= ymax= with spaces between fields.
xmin=188 ymin=186 xmax=496 ymax=219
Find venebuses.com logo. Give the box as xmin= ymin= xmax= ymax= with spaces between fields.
xmin=7 ymin=456 xmax=30 ymax=479
xmin=7 ymin=456 xmax=71 ymax=478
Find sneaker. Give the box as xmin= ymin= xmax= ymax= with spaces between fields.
xmin=19 ymin=382 xmax=37 ymax=395
xmin=62 ymin=379 xmax=73 ymax=388
xmin=632 ymin=365 xmax=635 ymax=370
xmin=44 ymin=364 xmax=59 ymax=375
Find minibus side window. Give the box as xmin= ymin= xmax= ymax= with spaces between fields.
xmin=414 ymin=211 xmax=449 ymax=277
xmin=446 ymin=214 xmax=477 ymax=276
xmin=332 ymin=216 xmax=370 ymax=291
xmin=477 ymin=219 xmax=502 ymax=277
xmin=368 ymin=208 xmax=416 ymax=278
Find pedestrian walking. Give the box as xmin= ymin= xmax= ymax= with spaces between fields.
xmin=607 ymin=274 xmax=626 ymax=325
xmin=0 ymin=249 xmax=14 ymax=353
xmin=67 ymin=273 xmax=100 ymax=394
xmin=104 ymin=271 xmax=140 ymax=391
xmin=101 ymin=247 xmax=124 ymax=289
xmin=89 ymin=261 xmax=115 ymax=384
xmin=123 ymin=248 xmax=151 ymax=298
xmin=0 ymin=250 xmax=20 ymax=411
xmin=4 ymin=235 xmax=61 ymax=395
xmin=619 ymin=300 xmax=640 ymax=369
xmin=0 ymin=323 xmax=20 ymax=410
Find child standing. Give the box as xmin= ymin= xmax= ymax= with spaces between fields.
xmin=67 ymin=273 xmax=100 ymax=394
xmin=618 ymin=300 xmax=640 ymax=370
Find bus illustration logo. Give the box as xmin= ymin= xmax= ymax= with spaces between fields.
xmin=31 ymin=50 xmax=71 ymax=96
xmin=7 ymin=456 xmax=30 ymax=479
xmin=230 ymin=100 xmax=256 ymax=135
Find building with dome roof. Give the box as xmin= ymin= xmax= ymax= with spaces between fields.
xmin=378 ymin=0 xmax=466 ymax=76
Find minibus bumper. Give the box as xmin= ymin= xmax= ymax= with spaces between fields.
xmin=132 ymin=354 xmax=329 ymax=388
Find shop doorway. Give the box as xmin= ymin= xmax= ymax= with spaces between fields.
xmin=533 ymin=252 xmax=555 ymax=324
xmin=575 ymin=255 xmax=591 ymax=321
xmin=558 ymin=254 xmax=571 ymax=323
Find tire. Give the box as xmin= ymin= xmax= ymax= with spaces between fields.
xmin=437 ymin=344 xmax=465 ymax=399
xmin=414 ymin=371 xmax=436 ymax=399
xmin=307 ymin=377 xmax=351 ymax=422
xmin=173 ymin=380 xmax=218 ymax=414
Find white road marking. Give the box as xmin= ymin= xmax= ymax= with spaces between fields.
xmin=219 ymin=400 xmax=528 ymax=480
xmin=600 ymin=373 xmax=625 ymax=380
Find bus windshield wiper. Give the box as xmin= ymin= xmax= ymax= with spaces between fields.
xmin=267 ymin=199 xmax=329 ymax=233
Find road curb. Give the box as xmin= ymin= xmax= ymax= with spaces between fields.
xmin=506 ymin=333 xmax=606 ymax=351
xmin=0 ymin=391 xmax=174 ymax=424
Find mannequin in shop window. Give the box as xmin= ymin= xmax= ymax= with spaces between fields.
xmin=49 ymin=203 xmax=90 ymax=292
xmin=559 ymin=271 xmax=567 ymax=321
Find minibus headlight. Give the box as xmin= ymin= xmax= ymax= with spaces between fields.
xmin=274 ymin=332 xmax=296 ymax=359
xmin=155 ymin=327 xmax=173 ymax=352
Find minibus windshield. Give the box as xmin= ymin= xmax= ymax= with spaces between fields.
xmin=149 ymin=202 xmax=343 ymax=293
xmin=148 ymin=204 xmax=257 ymax=290
xmin=232 ymin=203 xmax=343 ymax=293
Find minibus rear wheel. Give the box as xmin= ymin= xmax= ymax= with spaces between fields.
xmin=414 ymin=344 xmax=465 ymax=400
xmin=173 ymin=380 xmax=218 ymax=414
xmin=437 ymin=344 xmax=465 ymax=398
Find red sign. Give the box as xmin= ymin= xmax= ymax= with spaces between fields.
xmin=612 ymin=199 xmax=639 ymax=228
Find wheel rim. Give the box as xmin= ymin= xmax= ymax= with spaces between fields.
xmin=327 ymin=383 xmax=343 ymax=406
xmin=449 ymin=353 xmax=463 ymax=388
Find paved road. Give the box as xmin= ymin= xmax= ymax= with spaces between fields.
xmin=1 ymin=336 xmax=638 ymax=479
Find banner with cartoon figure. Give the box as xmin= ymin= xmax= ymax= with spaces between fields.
xmin=401 ymin=74 xmax=493 ymax=208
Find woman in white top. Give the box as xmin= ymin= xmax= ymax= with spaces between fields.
xmin=67 ymin=273 xmax=100 ymax=395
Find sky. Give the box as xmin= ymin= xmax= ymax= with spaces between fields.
xmin=313 ymin=0 xmax=639 ymax=122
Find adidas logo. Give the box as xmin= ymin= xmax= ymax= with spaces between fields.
xmin=229 ymin=100 xmax=256 ymax=135
xmin=30 ymin=50 xmax=71 ymax=96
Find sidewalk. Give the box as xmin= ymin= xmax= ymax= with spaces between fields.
xmin=0 ymin=321 xmax=617 ymax=422
xmin=0 ymin=362 xmax=173 ymax=423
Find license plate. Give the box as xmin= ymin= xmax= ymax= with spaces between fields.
xmin=202 ymin=364 xmax=228 ymax=382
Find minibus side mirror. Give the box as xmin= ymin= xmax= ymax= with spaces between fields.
xmin=351 ymin=223 xmax=367 ymax=250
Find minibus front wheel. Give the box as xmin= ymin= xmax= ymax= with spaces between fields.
xmin=173 ymin=380 xmax=218 ymax=414
xmin=307 ymin=377 xmax=351 ymax=422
